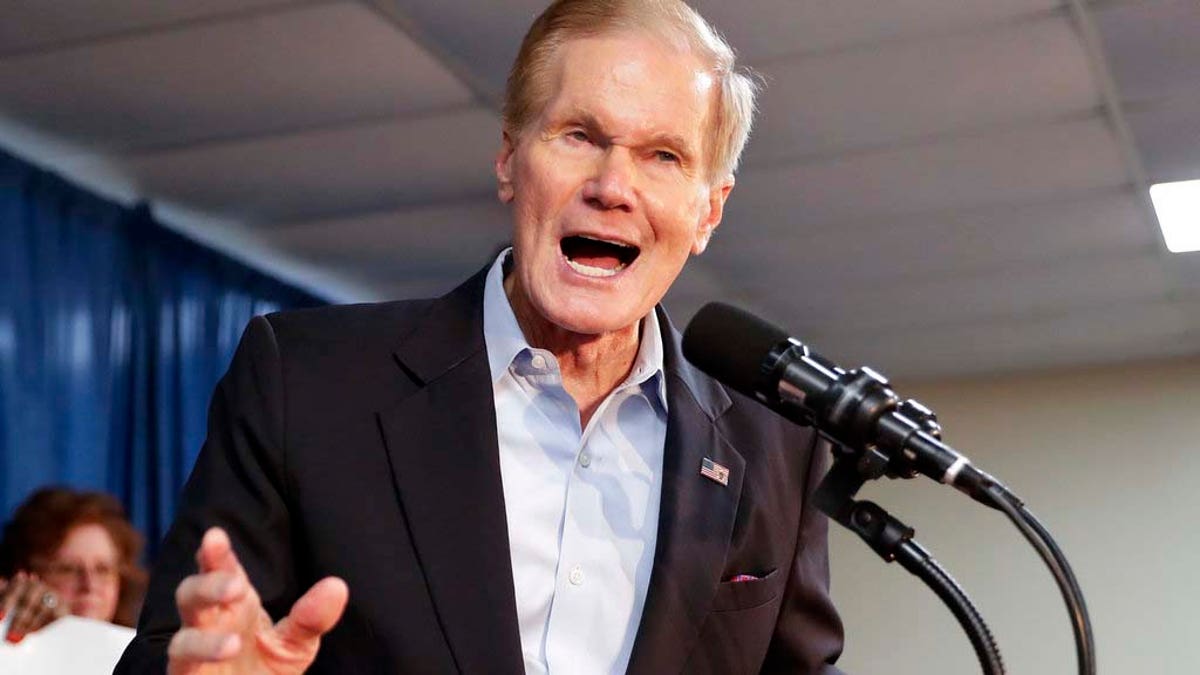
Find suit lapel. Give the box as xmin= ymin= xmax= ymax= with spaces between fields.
xmin=376 ymin=279 xmax=741 ymax=674
xmin=627 ymin=310 xmax=744 ymax=675
xmin=376 ymin=270 xmax=524 ymax=675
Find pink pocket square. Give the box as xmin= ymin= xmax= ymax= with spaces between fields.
xmin=725 ymin=574 xmax=761 ymax=583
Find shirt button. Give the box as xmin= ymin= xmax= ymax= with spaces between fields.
xmin=568 ymin=565 xmax=585 ymax=586
xmin=531 ymin=354 xmax=547 ymax=370
xmin=579 ymin=452 xmax=592 ymax=467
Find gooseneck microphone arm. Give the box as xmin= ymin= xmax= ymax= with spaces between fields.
xmin=814 ymin=442 xmax=1005 ymax=675
xmin=682 ymin=302 xmax=1095 ymax=675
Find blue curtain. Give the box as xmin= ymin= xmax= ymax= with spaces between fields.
xmin=0 ymin=148 xmax=325 ymax=557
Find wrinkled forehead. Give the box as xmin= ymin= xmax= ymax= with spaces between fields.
xmin=538 ymin=32 xmax=717 ymax=143
xmin=537 ymin=23 xmax=710 ymax=105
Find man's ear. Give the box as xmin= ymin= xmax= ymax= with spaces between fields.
xmin=495 ymin=131 xmax=517 ymax=203
xmin=692 ymin=177 xmax=734 ymax=255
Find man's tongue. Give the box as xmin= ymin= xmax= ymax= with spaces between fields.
xmin=562 ymin=236 xmax=628 ymax=270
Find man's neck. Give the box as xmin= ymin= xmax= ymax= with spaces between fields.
xmin=505 ymin=274 xmax=641 ymax=428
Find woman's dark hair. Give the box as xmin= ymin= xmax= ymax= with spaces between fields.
xmin=0 ymin=487 xmax=147 ymax=626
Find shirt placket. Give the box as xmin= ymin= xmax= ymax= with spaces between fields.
xmin=545 ymin=383 xmax=638 ymax=673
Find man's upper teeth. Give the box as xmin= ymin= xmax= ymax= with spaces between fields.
xmin=579 ymin=235 xmax=631 ymax=248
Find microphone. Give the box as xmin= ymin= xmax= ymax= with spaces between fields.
xmin=682 ymin=302 xmax=998 ymax=504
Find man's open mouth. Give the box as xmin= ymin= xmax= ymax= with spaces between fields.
xmin=560 ymin=235 xmax=640 ymax=278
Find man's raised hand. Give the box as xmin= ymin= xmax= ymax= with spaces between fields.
xmin=167 ymin=527 xmax=348 ymax=675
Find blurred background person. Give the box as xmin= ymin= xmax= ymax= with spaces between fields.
xmin=0 ymin=487 xmax=147 ymax=643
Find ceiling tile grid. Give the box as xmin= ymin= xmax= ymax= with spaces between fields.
xmin=266 ymin=199 xmax=510 ymax=275
xmin=746 ymin=13 xmax=1100 ymax=164
xmin=0 ymin=1 xmax=473 ymax=152
xmin=774 ymin=251 xmax=1172 ymax=330
xmin=1124 ymin=96 xmax=1200 ymax=184
xmin=693 ymin=0 xmax=1065 ymax=63
xmin=704 ymin=191 xmax=1158 ymax=290
xmin=0 ymin=0 xmax=1196 ymax=378
xmin=822 ymin=296 xmax=1200 ymax=379
xmin=85 ymin=108 xmax=501 ymax=224
xmin=0 ymin=0 xmax=297 ymax=55
xmin=1094 ymin=0 xmax=1200 ymax=187
xmin=1093 ymin=0 xmax=1200 ymax=105
xmin=726 ymin=118 xmax=1130 ymax=228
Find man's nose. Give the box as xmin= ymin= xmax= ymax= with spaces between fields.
xmin=583 ymin=147 xmax=636 ymax=212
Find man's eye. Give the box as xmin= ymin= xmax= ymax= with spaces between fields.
xmin=566 ymin=130 xmax=589 ymax=142
xmin=655 ymin=150 xmax=680 ymax=163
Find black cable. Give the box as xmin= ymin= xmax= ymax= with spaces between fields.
xmin=895 ymin=539 xmax=1005 ymax=675
xmin=983 ymin=484 xmax=1096 ymax=675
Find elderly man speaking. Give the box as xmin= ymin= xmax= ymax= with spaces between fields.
xmin=116 ymin=1 xmax=845 ymax=673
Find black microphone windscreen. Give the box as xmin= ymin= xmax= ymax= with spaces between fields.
xmin=682 ymin=302 xmax=790 ymax=397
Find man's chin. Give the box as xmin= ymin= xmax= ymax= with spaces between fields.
xmin=543 ymin=303 xmax=646 ymax=338
xmin=517 ymin=273 xmax=653 ymax=338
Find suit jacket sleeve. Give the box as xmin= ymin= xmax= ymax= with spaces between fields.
xmin=761 ymin=435 xmax=846 ymax=674
xmin=115 ymin=315 xmax=300 ymax=673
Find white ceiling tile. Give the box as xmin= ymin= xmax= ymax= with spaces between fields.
xmin=1125 ymin=95 xmax=1200 ymax=184
xmin=264 ymin=199 xmax=511 ymax=276
xmin=692 ymin=0 xmax=1063 ymax=63
xmin=0 ymin=2 xmax=474 ymax=150
xmin=705 ymin=189 xmax=1157 ymax=291
xmin=769 ymin=252 xmax=1173 ymax=336
xmin=747 ymin=15 xmax=1098 ymax=162
xmin=385 ymin=0 xmax=1065 ymax=106
xmin=148 ymin=199 xmax=384 ymax=304
xmin=1165 ymin=254 xmax=1200 ymax=289
xmin=0 ymin=0 xmax=291 ymax=53
xmin=375 ymin=0 xmax=547 ymax=101
xmin=1094 ymin=0 xmax=1200 ymax=104
xmin=77 ymin=108 xmax=502 ymax=223
xmin=1094 ymin=0 xmax=1200 ymax=232
xmin=661 ymin=285 xmax=1198 ymax=381
xmin=812 ymin=298 xmax=1200 ymax=380
xmin=728 ymin=117 xmax=1129 ymax=226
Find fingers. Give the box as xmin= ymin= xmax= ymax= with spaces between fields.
xmin=1 ymin=572 xmax=23 ymax=615
xmin=4 ymin=574 xmax=61 ymax=642
xmin=196 ymin=527 xmax=242 ymax=575
xmin=178 ymin=527 xmax=254 ymax=626
xmin=169 ymin=529 xmax=345 ymax=674
xmin=167 ymin=628 xmax=242 ymax=666
xmin=0 ymin=574 xmax=15 ymax=620
xmin=274 ymin=577 xmax=349 ymax=647
xmin=167 ymin=529 xmax=262 ymax=673
xmin=175 ymin=570 xmax=249 ymax=626
xmin=1 ymin=573 xmax=29 ymax=642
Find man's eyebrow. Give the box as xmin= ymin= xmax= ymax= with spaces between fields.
xmin=557 ymin=109 xmax=604 ymax=133
xmin=646 ymin=132 xmax=694 ymax=155
xmin=555 ymin=109 xmax=697 ymax=158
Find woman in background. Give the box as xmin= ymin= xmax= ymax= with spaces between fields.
xmin=0 ymin=487 xmax=146 ymax=642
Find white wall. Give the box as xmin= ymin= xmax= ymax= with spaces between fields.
xmin=829 ymin=356 xmax=1200 ymax=674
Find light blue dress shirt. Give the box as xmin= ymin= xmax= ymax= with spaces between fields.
xmin=482 ymin=250 xmax=668 ymax=675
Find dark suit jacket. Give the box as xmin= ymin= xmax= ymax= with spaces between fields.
xmin=115 ymin=266 xmax=844 ymax=674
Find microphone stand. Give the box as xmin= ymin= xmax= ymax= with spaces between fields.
xmin=813 ymin=443 xmax=1005 ymax=675
xmin=788 ymin=364 xmax=1094 ymax=674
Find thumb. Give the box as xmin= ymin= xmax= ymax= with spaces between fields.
xmin=274 ymin=577 xmax=349 ymax=647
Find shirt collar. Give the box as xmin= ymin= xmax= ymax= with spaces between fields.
xmin=483 ymin=249 xmax=530 ymax=384
xmin=482 ymin=249 xmax=667 ymax=408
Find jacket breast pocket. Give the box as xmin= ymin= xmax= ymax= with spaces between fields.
xmin=711 ymin=567 xmax=785 ymax=612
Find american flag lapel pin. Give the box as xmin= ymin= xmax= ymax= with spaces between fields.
xmin=700 ymin=457 xmax=730 ymax=486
